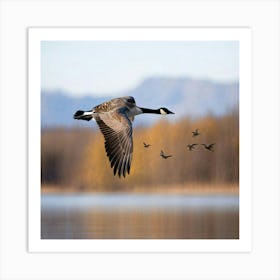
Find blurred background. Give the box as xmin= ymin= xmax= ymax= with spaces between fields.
xmin=41 ymin=40 xmax=239 ymax=239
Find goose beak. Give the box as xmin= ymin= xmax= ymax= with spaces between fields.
xmin=166 ymin=109 xmax=174 ymax=114
xmin=160 ymin=108 xmax=174 ymax=114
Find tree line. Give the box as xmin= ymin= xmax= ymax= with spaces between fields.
xmin=41 ymin=109 xmax=239 ymax=192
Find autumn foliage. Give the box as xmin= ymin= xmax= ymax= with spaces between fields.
xmin=41 ymin=110 xmax=239 ymax=192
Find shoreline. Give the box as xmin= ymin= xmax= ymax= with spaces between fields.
xmin=41 ymin=183 xmax=239 ymax=195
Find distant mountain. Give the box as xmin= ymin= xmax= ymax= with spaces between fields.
xmin=41 ymin=77 xmax=238 ymax=128
xmin=41 ymin=90 xmax=112 ymax=128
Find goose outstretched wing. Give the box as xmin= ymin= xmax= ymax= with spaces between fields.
xmin=95 ymin=108 xmax=133 ymax=177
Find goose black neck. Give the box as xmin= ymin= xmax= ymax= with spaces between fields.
xmin=139 ymin=107 xmax=160 ymax=114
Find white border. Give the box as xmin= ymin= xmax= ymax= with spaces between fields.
xmin=28 ymin=27 xmax=252 ymax=253
xmin=1 ymin=1 xmax=279 ymax=279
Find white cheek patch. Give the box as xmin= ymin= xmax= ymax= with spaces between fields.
xmin=160 ymin=108 xmax=167 ymax=115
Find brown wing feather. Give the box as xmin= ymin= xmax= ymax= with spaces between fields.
xmin=95 ymin=109 xmax=133 ymax=177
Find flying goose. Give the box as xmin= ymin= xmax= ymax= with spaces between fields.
xmin=192 ymin=129 xmax=200 ymax=137
xmin=74 ymin=96 xmax=174 ymax=177
xmin=143 ymin=142 xmax=151 ymax=148
xmin=160 ymin=150 xmax=172 ymax=159
xmin=187 ymin=143 xmax=198 ymax=151
xmin=201 ymin=143 xmax=216 ymax=152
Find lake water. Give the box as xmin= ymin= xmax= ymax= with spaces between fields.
xmin=41 ymin=193 xmax=239 ymax=239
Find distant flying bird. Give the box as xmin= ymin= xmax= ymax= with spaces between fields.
xmin=143 ymin=142 xmax=151 ymax=148
xmin=192 ymin=129 xmax=200 ymax=137
xmin=74 ymin=96 xmax=174 ymax=177
xmin=160 ymin=150 xmax=172 ymax=159
xmin=187 ymin=143 xmax=198 ymax=151
xmin=201 ymin=143 xmax=216 ymax=152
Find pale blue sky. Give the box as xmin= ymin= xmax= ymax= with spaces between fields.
xmin=41 ymin=41 xmax=239 ymax=97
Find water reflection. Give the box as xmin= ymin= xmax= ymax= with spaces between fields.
xmin=41 ymin=193 xmax=239 ymax=239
